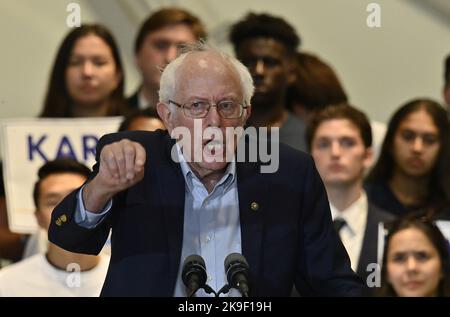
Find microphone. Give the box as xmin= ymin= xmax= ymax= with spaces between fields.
xmin=224 ymin=253 xmax=250 ymax=297
xmin=182 ymin=254 xmax=208 ymax=297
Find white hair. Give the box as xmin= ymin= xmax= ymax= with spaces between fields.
xmin=159 ymin=42 xmax=254 ymax=106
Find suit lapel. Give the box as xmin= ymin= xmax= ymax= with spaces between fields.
xmin=157 ymin=135 xmax=185 ymax=292
xmin=357 ymin=205 xmax=377 ymax=277
xmin=237 ymin=160 xmax=267 ymax=283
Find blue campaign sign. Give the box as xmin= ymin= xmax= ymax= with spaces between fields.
xmin=1 ymin=117 xmax=121 ymax=233
xmin=27 ymin=134 xmax=98 ymax=162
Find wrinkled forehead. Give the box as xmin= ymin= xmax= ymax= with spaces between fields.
xmin=177 ymin=51 xmax=240 ymax=84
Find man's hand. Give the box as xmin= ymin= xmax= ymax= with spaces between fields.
xmin=83 ymin=139 xmax=146 ymax=212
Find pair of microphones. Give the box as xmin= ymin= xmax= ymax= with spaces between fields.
xmin=181 ymin=253 xmax=250 ymax=297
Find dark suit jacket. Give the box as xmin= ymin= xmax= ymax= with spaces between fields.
xmin=48 ymin=130 xmax=365 ymax=296
xmin=357 ymin=204 xmax=394 ymax=281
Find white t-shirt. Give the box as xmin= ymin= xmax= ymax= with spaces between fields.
xmin=22 ymin=229 xmax=48 ymax=259
xmin=0 ymin=254 xmax=110 ymax=297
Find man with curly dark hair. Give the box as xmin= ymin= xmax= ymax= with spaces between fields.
xmin=230 ymin=13 xmax=307 ymax=152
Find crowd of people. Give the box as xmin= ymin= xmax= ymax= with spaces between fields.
xmin=0 ymin=6 xmax=450 ymax=297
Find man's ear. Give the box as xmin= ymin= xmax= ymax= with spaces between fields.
xmin=157 ymin=102 xmax=173 ymax=132
xmin=286 ymin=57 xmax=297 ymax=85
xmin=287 ymin=69 xmax=296 ymax=86
xmin=243 ymin=104 xmax=252 ymax=123
xmin=34 ymin=209 xmax=45 ymax=230
xmin=443 ymin=85 xmax=450 ymax=108
xmin=363 ymin=146 xmax=374 ymax=170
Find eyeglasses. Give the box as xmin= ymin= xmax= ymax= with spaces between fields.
xmin=169 ymin=100 xmax=248 ymax=119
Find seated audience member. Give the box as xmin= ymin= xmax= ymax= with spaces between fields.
xmin=118 ymin=108 xmax=165 ymax=132
xmin=307 ymin=104 xmax=393 ymax=283
xmin=0 ymin=159 xmax=109 ymax=296
xmin=129 ymin=7 xmax=207 ymax=110
xmin=366 ymin=99 xmax=450 ymax=217
xmin=230 ymin=13 xmax=307 ymax=151
xmin=39 ymin=24 xmax=129 ymax=118
xmin=378 ymin=213 xmax=450 ymax=297
xmin=443 ymin=54 xmax=450 ymax=115
xmin=0 ymin=162 xmax=24 ymax=267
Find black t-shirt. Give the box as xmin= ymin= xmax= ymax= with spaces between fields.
xmin=365 ymin=181 xmax=427 ymax=216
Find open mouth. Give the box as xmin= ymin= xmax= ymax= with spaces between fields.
xmin=204 ymin=139 xmax=224 ymax=156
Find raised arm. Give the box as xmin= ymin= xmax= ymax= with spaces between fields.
xmin=83 ymin=139 xmax=146 ymax=212
xmin=48 ymin=134 xmax=147 ymax=255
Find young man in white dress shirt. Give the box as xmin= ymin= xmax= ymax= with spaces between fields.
xmin=307 ymin=103 xmax=393 ymax=285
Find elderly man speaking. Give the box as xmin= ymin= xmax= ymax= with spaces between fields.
xmin=49 ymin=43 xmax=364 ymax=297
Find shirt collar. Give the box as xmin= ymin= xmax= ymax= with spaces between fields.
xmin=175 ymin=143 xmax=236 ymax=193
xmin=330 ymin=191 xmax=368 ymax=236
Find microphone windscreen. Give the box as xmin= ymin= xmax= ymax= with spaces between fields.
xmin=224 ymin=253 xmax=249 ymax=270
xmin=183 ymin=254 xmax=206 ymax=268
xmin=182 ymin=254 xmax=207 ymax=287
